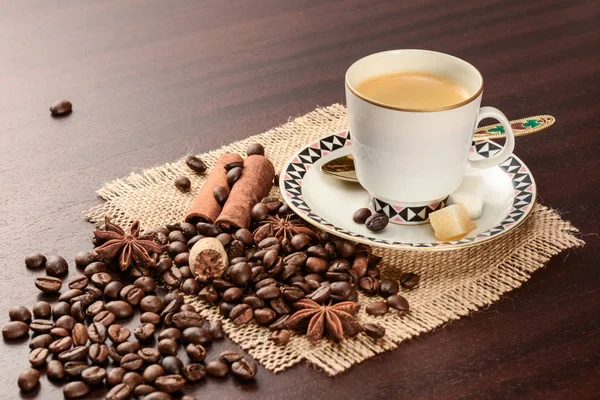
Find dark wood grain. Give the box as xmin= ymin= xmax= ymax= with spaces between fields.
xmin=1 ymin=0 xmax=599 ymax=399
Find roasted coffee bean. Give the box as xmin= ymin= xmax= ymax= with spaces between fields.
xmin=81 ymin=366 xmax=106 ymax=385
xmin=180 ymin=278 xmax=199 ymax=295
xmin=161 ymin=300 xmax=181 ymax=317
xmin=363 ymin=324 xmax=385 ymax=339
xmin=366 ymin=301 xmax=389 ymax=316
xmin=29 ymin=347 xmax=49 ymax=367
xmin=324 ymin=241 xmax=337 ymax=258
xmin=329 ymin=258 xmax=351 ymax=272
xmin=306 ymin=284 xmax=331 ymax=304
xmin=251 ymin=203 xmax=270 ymax=222
xmin=49 ymin=99 xmax=72 ymax=115
xmin=155 ymin=374 xmax=186 ymax=393
xmin=106 ymin=301 xmax=134 ymax=319
xmin=63 ymin=381 xmax=90 ymax=398
xmin=269 ymin=315 xmax=290 ymax=330
xmin=102 ymin=281 xmax=124 ymax=300
xmin=18 ymin=368 xmax=40 ymax=392
xmin=68 ymin=274 xmax=88 ymax=291
xmin=400 ymin=272 xmax=420 ymax=289
xmin=306 ymin=245 xmax=328 ymax=259
xmin=213 ymin=185 xmax=229 ymax=205
xmin=182 ymin=327 xmax=212 ymax=345
xmin=106 ymin=382 xmax=132 ymax=400
xmin=94 ymin=310 xmax=116 ymax=327
xmin=71 ymin=323 xmax=88 ymax=346
xmin=256 ymin=285 xmax=281 ymax=300
xmin=206 ymin=360 xmax=229 ymax=378
xmin=359 ymin=276 xmax=380 ymax=295
xmin=87 ymin=322 xmax=107 ymax=343
xmin=246 ymin=142 xmax=265 ymax=156
xmin=378 ymin=279 xmax=399 ymax=297
xmin=334 ymin=240 xmax=355 ymax=259
xmin=202 ymin=322 xmax=222 ymax=343
xmin=89 ymin=343 xmax=109 ymax=364
xmin=74 ymin=251 xmax=97 ymax=269
xmin=289 ymin=234 xmax=309 ymax=251
xmin=305 ymin=257 xmax=329 ymax=274
xmin=158 ymin=339 xmax=179 ymax=356
xmin=158 ymin=327 xmax=182 ymax=342
xmin=254 ymin=308 xmax=277 ymax=326
xmin=283 ymin=252 xmax=307 ymax=266
xmin=30 ymin=319 xmax=54 ymax=333
xmin=174 ymin=176 xmax=191 ymax=192
xmin=45 ymin=254 xmax=69 ymax=277
xmin=49 ymin=336 xmax=72 ymax=353
xmin=108 ymin=347 xmax=123 ymax=363
xmin=161 ymin=356 xmax=183 ymax=375
xmin=91 ymin=272 xmax=113 ymax=288
xmin=195 ymin=223 xmax=220 ymax=237
xmin=169 ymin=230 xmax=187 ymax=243
xmin=9 ymin=305 xmax=31 ymax=322
xmin=64 ymin=362 xmax=89 ymax=379
xmin=365 ymin=213 xmax=389 ymax=232
xmin=281 ymin=286 xmax=304 ymax=302
xmin=270 ymin=297 xmax=291 ymax=314
xmin=35 ymin=276 xmax=62 ymax=294
xmin=230 ymin=304 xmax=253 ymax=325
xmin=123 ymin=371 xmax=144 ymax=387
xmin=84 ymin=261 xmax=107 ymax=277
xmin=120 ymin=285 xmax=144 ymax=306
xmin=134 ymin=323 xmax=156 ymax=341
xmin=121 ymin=353 xmax=144 ymax=371
xmin=225 ymin=262 xmax=251 ymax=287
xmin=227 ymin=239 xmax=245 ymax=260
xmin=106 ymin=367 xmax=126 ymax=386
xmin=140 ymin=295 xmax=164 ymax=314
xmin=277 ymin=202 xmax=292 ymax=216
xmin=330 ymin=281 xmax=354 ymax=301
xmin=25 ymin=253 xmax=46 ymax=269
xmin=353 ymin=207 xmax=372 ymax=224
xmin=33 ymin=301 xmax=52 ymax=318
xmin=292 ymin=281 xmax=312 ymax=293
xmin=58 ymin=346 xmax=88 ymax=362
xmin=387 ymin=294 xmax=410 ymax=311
xmin=143 ymin=364 xmax=165 ymax=383
xmin=116 ymin=341 xmax=141 ymax=355
xmin=224 ymin=159 xmax=244 ymax=170
xmin=85 ymin=286 xmax=103 ymax=300
xmin=184 ymin=342 xmax=207 ymax=362
xmin=186 ymin=155 xmax=207 ymax=174
xmin=47 ymin=359 xmax=65 ymax=381
xmin=325 ymin=271 xmax=351 ymax=282
xmin=177 ymin=222 xmax=196 ymax=240
xmin=30 ymin=334 xmax=53 ymax=349
xmin=231 ymin=358 xmax=257 ymax=381
xmin=138 ymin=347 xmax=161 ymax=364
xmin=197 ymin=286 xmax=219 ymax=305
xmin=218 ymin=302 xmax=235 ymax=318
xmin=163 ymin=267 xmax=183 ymax=287
xmin=174 ymin=252 xmax=190 ymax=266
xmin=305 ymin=279 xmax=321 ymax=291
xmin=254 ymin=277 xmax=277 ymax=290
xmin=83 ymin=300 xmax=103 ymax=317
xmin=214 ymin=232 xmax=232 ymax=247
xmin=220 ymin=287 xmax=242 ymax=302
xmin=140 ymin=312 xmax=161 ymax=325
xmin=183 ymin=363 xmax=206 ymax=383
xmin=216 ymin=350 xmax=241 ymax=365
xmin=50 ymin=327 xmax=70 ymax=338
xmin=172 ymin=311 xmax=204 ymax=329
xmin=242 ymin=296 xmax=264 ymax=310
xmin=131 ymin=276 xmax=156 ymax=294
xmin=179 ymin=303 xmax=195 ymax=312
xmin=350 ymin=256 xmax=368 ymax=279
xmin=135 ymin=384 xmax=156 ymax=396
xmin=167 ymin=241 xmax=188 ymax=258
xmin=70 ymin=293 xmax=94 ymax=307
xmin=226 ymin=166 xmax=243 ymax=186
xmin=270 ymin=329 xmax=291 ymax=345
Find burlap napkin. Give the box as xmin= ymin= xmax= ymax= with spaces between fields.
xmin=85 ymin=104 xmax=583 ymax=376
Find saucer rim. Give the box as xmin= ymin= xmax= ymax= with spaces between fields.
xmin=280 ymin=130 xmax=537 ymax=252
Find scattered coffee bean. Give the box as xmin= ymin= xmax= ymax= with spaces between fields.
xmin=35 ymin=276 xmax=62 ymax=294
xmin=74 ymin=251 xmax=97 ymax=268
xmin=138 ymin=347 xmax=161 ymax=364
xmin=359 ymin=276 xmax=380 ymax=295
xmin=106 ymin=301 xmax=134 ymax=319
xmin=134 ymin=323 xmax=156 ymax=341
xmin=246 ymin=142 xmax=265 ymax=156
xmin=379 ymin=279 xmax=399 ymax=297
xmin=224 ymin=159 xmax=244 ymax=170
xmin=231 ymin=358 xmax=257 ymax=381
xmin=229 ymin=304 xmax=253 ymax=325
xmin=172 ymin=311 xmax=204 ymax=329
xmin=50 ymin=99 xmax=72 ymax=115
xmin=94 ymin=310 xmax=116 ymax=326
xmin=106 ymin=382 xmax=132 ymax=400
xmin=174 ymin=176 xmax=191 ymax=192
xmin=254 ymin=308 xmax=277 ymax=326
xmin=116 ymin=341 xmax=141 ymax=355
xmin=81 ymin=366 xmax=106 ymax=385
xmin=121 ymin=353 xmax=144 ymax=371
xmin=400 ymin=272 xmax=420 ymax=289
xmin=208 ymin=320 xmax=225 ymax=339
xmin=161 ymin=356 xmax=183 ymax=375
xmin=89 ymin=343 xmax=109 ymax=364
xmin=123 ymin=371 xmax=144 ymax=387
xmin=363 ymin=323 xmax=386 ymax=339
xmin=158 ymin=327 xmax=182 ymax=342
xmin=227 ymin=166 xmax=243 ymax=186
xmin=365 ymin=213 xmax=389 ymax=232
xmin=366 ymin=301 xmax=389 ymax=316
xmin=155 ymin=374 xmax=186 ymax=393
xmin=135 ymin=384 xmax=157 ymax=396
xmin=29 ymin=334 xmax=53 ymax=349
xmin=353 ymin=208 xmax=372 ymax=224
xmin=143 ymin=364 xmax=165 ymax=383
xmin=9 ymin=306 xmax=32 ymax=323
xmin=33 ymin=301 xmax=51 ymax=318
xmin=45 ymin=254 xmax=69 ymax=277
xmin=30 ymin=319 xmax=54 ymax=334
xmin=387 ymin=294 xmax=410 ymax=311
xmin=186 ymin=155 xmax=207 ymax=174
xmin=25 ymin=253 xmax=46 ymax=269
xmin=182 ymin=327 xmax=212 ymax=345
xmin=158 ymin=339 xmax=179 ymax=356
xmin=106 ymin=367 xmax=127 ymax=386
xmin=71 ymin=323 xmax=88 ymax=346
xmin=213 ymin=185 xmax=229 ymax=205
xmin=186 ymin=343 xmax=207 ymax=362
xmin=251 ymin=202 xmax=270 ymax=222
xmin=270 ymin=329 xmax=291 ymax=345
xmin=18 ymin=368 xmax=40 ymax=392
xmin=47 ymin=359 xmax=65 ymax=380
xmin=206 ymin=360 xmax=229 ymax=378
xmin=49 ymin=336 xmax=72 ymax=354
xmin=29 ymin=347 xmax=49 ymax=367
xmin=58 ymin=346 xmax=88 ymax=362
xmin=183 ymin=363 xmax=206 ymax=383
xmin=52 ymin=302 xmax=71 ymax=319
xmin=140 ymin=312 xmax=161 ymax=325
xmin=63 ymin=381 xmax=90 ymax=398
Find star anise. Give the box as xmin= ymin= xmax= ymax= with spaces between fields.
xmin=93 ymin=217 xmax=166 ymax=271
xmin=253 ymin=214 xmax=318 ymax=243
xmin=284 ymin=298 xmax=364 ymax=343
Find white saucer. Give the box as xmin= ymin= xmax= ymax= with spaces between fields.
xmin=279 ymin=130 xmax=536 ymax=251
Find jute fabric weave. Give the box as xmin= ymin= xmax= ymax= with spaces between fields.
xmin=85 ymin=104 xmax=583 ymax=376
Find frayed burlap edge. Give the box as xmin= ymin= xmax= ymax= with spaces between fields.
xmin=84 ymin=104 xmax=583 ymax=376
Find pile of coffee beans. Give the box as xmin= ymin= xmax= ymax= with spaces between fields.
xmin=5 ymin=249 xmax=257 ymax=398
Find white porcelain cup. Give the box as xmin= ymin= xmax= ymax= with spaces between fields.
xmin=345 ymin=49 xmax=515 ymax=225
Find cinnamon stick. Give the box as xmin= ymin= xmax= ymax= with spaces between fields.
xmin=185 ymin=154 xmax=244 ymax=224
xmin=215 ymin=155 xmax=275 ymax=230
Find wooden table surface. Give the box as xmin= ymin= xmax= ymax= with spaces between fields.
xmin=1 ymin=0 xmax=599 ymax=399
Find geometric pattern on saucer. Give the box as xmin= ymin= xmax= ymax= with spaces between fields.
xmin=281 ymin=130 xmax=536 ymax=250
xmin=369 ymin=194 xmax=448 ymax=225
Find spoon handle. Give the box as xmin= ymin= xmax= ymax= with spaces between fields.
xmin=474 ymin=115 xmax=555 ymax=141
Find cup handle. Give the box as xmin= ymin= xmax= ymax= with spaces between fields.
xmin=468 ymin=106 xmax=516 ymax=169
